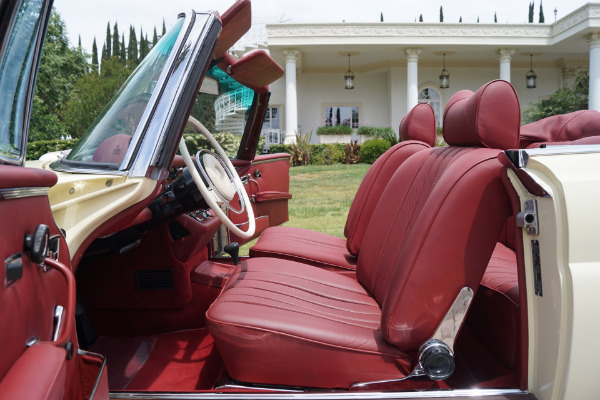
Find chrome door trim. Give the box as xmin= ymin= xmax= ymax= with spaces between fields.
xmin=0 ymin=187 xmax=48 ymax=200
xmin=110 ymin=388 xmax=529 ymax=399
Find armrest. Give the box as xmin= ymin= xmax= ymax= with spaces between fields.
xmin=253 ymin=191 xmax=292 ymax=203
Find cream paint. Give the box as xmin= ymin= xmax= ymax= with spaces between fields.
xmin=45 ymin=170 xmax=157 ymax=259
xmin=508 ymin=150 xmax=600 ymax=400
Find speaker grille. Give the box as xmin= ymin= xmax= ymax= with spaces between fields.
xmin=135 ymin=270 xmax=174 ymax=291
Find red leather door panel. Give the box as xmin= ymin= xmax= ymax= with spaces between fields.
xmin=229 ymin=153 xmax=291 ymax=244
xmin=0 ymin=165 xmax=104 ymax=399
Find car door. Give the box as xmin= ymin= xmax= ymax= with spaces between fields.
xmin=0 ymin=0 xmax=107 ymax=398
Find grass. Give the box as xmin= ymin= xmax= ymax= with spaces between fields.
xmin=240 ymin=163 xmax=370 ymax=255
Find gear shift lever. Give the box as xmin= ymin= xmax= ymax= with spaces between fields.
xmin=224 ymin=242 xmax=240 ymax=266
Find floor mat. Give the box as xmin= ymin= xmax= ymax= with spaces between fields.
xmin=92 ymin=329 xmax=222 ymax=391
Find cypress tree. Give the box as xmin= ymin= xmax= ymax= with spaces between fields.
xmin=380 ymin=12 xmax=383 ymax=22
xmin=162 ymin=18 xmax=166 ymax=35
xmin=529 ymin=2 xmax=534 ymax=23
xmin=419 ymin=14 xmax=423 ymax=22
xmin=78 ymin=35 xmax=82 ymax=51
xmin=439 ymin=6 xmax=444 ymax=22
xmin=120 ymin=33 xmax=126 ymax=65
xmin=128 ymin=26 xmax=138 ymax=68
xmin=477 ymin=16 xmax=480 ymax=23
xmin=494 ymin=12 xmax=497 ymax=23
xmin=459 ymin=16 xmax=462 ymax=23
xmin=539 ymin=1 xmax=545 ymax=23
xmin=101 ymin=43 xmax=107 ymax=61
xmin=112 ymin=22 xmax=120 ymax=57
xmin=153 ymin=27 xmax=158 ymax=45
xmin=105 ymin=23 xmax=111 ymax=58
xmin=139 ymin=28 xmax=149 ymax=59
xmin=91 ymin=38 xmax=99 ymax=73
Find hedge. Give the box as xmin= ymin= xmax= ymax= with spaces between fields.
xmin=26 ymin=139 xmax=78 ymax=160
xmin=358 ymin=139 xmax=391 ymax=164
xmin=356 ymin=126 xmax=394 ymax=137
xmin=316 ymin=125 xmax=353 ymax=136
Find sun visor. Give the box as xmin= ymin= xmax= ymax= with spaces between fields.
xmin=213 ymin=0 xmax=251 ymax=58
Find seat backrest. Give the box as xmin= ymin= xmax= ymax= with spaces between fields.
xmin=521 ymin=110 xmax=600 ymax=148
xmin=344 ymin=103 xmax=436 ymax=256
xmin=356 ymin=80 xmax=519 ymax=352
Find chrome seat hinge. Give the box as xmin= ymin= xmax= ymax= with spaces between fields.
xmin=516 ymin=199 xmax=539 ymax=235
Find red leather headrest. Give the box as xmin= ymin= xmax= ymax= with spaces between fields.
xmin=92 ymin=134 xmax=132 ymax=164
xmin=443 ymin=80 xmax=520 ymax=150
xmin=520 ymin=110 xmax=600 ymax=148
xmin=399 ymin=103 xmax=437 ymax=146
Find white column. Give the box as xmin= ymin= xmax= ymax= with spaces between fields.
xmin=497 ymin=48 xmax=515 ymax=82
xmin=283 ymin=49 xmax=299 ymax=144
xmin=405 ymin=48 xmax=421 ymax=113
xmin=587 ymin=33 xmax=600 ymax=111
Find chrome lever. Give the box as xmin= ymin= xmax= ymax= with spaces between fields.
xmin=52 ymin=305 xmax=64 ymax=342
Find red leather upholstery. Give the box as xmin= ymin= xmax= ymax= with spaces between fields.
xmin=520 ymin=110 xmax=600 ymax=148
xmin=471 ymin=243 xmax=520 ymax=370
xmin=249 ymin=104 xmax=435 ymax=268
xmin=208 ymin=81 xmax=516 ymax=388
xmin=207 ymin=258 xmax=411 ymax=388
xmin=443 ymin=80 xmax=520 ymax=150
xmin=0 ymin=344 xmax=66 ymax=400
xmin=250 ymin=226 xmax=357 ymax=270
xmin=399 ymin=102 xmax=437 ymax=144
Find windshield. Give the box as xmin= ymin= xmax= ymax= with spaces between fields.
xmin=0 ymin=0 xmax=45 ymax=164
xmin=62 ymin=18 xmax=185 ymax=167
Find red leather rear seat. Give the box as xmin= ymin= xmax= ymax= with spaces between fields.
xmin=249 ymin=103 xmax=436 ymax=271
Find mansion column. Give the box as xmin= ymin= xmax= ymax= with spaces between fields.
xmin=405 ymin=48 xmax=421 ymax=113
xmin=587 ymin=33 xmax=600 ymax=112
xmin=497 ymin=48 xmax=515 ymax=82
xmin=283 ymin=49 xmax=299 ymax=144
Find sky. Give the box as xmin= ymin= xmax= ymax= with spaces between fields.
xmin=54 ymin=0 xmax=590 ymax=54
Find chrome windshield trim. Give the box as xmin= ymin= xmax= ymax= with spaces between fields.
xmin=512 ymin=145 xmax=600 ymax=168
xmin=0 ymin=187 xmax=48 ymax=200
xmin=109 ymin=388 xmax=529 ymax=399
xmin=128 ymin=12 xmax=221 ymax=179
xmin=47 ymin=161 xmax=128 ymax=176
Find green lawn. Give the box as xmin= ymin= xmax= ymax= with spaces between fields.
xmin=240 ymin=163 xmax=370 ymax=255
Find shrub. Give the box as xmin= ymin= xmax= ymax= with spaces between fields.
xmin=290 ymin=131 xmax=313 ymax=166
xmin=316 ymin=125 xmax=353 ymax=136
xmin=313 ymin=144 xmax=345 ymax=165
xmin=359 ymin=138 xmax=391 ymax=164
xmin=26 ymin=139 xmax=79 ymax=160
xmin=268 ymin=144 xmax=292 ymax=155
xmin=342 ymin=141 xmax=361 ymax=164
xmin=357 ymin=126 xmax=394 ymax=137
xmin=182 ymin=132 xmax=240 ymax=158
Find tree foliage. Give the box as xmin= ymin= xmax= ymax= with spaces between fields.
xmin=439 ymin=6 xmax=443 ymax=22
xmin=522 ymin=71 xmax=588 ymax=123
xmin=59 ymin=58 xmax=132 ymax=138
xmin=539 ymin=1 xmax=545 ymax=23
xmin=30 ymin=9 xmax=87 ymax=141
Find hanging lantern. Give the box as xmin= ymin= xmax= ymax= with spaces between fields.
xmin=526 ymin=54 xmax=537 ymax=89
xmin=439 ymin=53 xmax=450 ymax=89
xmin=345 ymin=53 xmax=355 ymax=90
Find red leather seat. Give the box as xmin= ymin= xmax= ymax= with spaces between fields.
xmin=207 ymin=80 xmax=517 ymax=388
xmin=249 ymin=103 xmax=436 ymax=271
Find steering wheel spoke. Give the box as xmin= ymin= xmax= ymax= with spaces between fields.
xmin=178 ymin=117 xmax=255 ymax=239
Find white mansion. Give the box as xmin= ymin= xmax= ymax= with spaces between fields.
xmin=246 ymin=3 xmax=600 ymax=144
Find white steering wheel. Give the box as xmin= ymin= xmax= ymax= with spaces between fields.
xmin=178 ymin=116 xmax=255 ymax=239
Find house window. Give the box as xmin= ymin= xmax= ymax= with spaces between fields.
xmin=324 ymin=106 xmax=360 ymax=129
xmin=418 ymin=87 xmax=442 ymax=127
xmin=262 ymin=106 xmax=283 ymax=144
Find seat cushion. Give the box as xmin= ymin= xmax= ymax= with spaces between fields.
xmin=469 ymin=242 xmax=520 ymax=370
xmin=249 ymin=226 xmax=357 ymax=271
xmin=206 ymin=257 xmax=411 ymax=388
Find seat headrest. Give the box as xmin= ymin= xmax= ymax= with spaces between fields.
xmin=443 ymin=80 xmax=520 ymax=150
xmin=399 ymin=103 xmax=437 ymax=146
xmin=520 ymin=110 xmax=600 ymax=148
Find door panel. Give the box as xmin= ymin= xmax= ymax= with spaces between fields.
xmin=229 ymin=153 xmax=291 ymax=244
xmin=0 ymin=166 xmax=105 ymax=399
